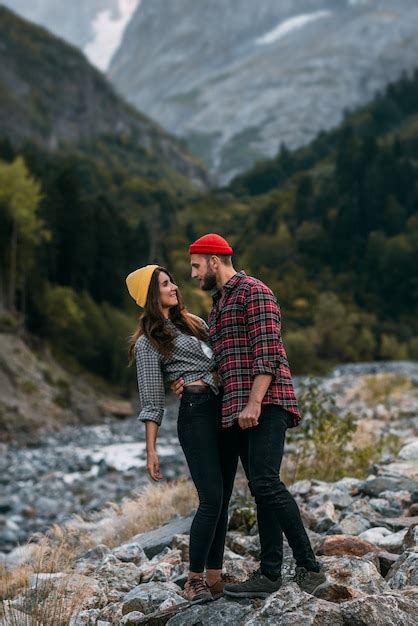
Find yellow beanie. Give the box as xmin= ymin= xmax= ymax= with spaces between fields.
xmin=126 ymin=264 xmax=159 ymax=308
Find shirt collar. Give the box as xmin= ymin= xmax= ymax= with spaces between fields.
xmin=212 ymin=271 xmax=247 ymax=301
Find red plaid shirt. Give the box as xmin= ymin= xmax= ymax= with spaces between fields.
xmin=209 ymin=271 xmax=301 ymax=428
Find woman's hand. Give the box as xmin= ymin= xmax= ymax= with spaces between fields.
xmin=146 ymin=450 xmax=162 ymax=481
xmin=171 ymin=377 xmax=184 ymax=398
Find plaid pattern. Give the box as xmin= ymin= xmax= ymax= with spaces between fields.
xmin=209 ymin=272 xmax=301 ymax=428
xmin=135 ymin=319 xmax=218 ymax=425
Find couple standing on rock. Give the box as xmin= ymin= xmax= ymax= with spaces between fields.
xmin=126 ymin=233 xmax=327 ymax=603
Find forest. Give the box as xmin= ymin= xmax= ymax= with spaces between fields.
xmin=1 ymin=70 xmax=417 ymax=386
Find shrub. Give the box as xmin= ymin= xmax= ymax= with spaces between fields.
xmin=284 ymin=380 xmax=397 ymax=482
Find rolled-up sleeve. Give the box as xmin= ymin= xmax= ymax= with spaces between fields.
xmin=245 ymin=284 xmax=282 ymax=377
xmin=135 ymin=338 xmax=165 ymax=425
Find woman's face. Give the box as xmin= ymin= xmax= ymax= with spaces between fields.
xmin=158 ymin=271 xmax=178 ymax=311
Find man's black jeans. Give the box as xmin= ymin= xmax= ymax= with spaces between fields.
xmin=227 ymin=404 xmax=318 ymax=577
xmin=177 ymin=389 xmax=237 ymax=573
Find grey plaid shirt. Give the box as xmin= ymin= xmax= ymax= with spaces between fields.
xmin=135 ymin=319 xmax=218 ymax=425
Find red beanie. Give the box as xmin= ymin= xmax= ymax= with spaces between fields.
xmin=189 ymin=233 xmax=233 ymax=255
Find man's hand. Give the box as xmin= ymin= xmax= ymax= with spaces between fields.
xmin=238 ymin=400 xmax=261 ymax=429
xmin=146 ymin=450 xmax=162 ymax=481
xmin=171 ymin=377 xmax=184 ymax=398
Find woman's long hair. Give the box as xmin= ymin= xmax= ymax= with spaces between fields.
xmin=128 ymin=267 xmax=208 ymax=364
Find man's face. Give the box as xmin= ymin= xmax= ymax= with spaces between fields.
xmin=190 ymin=254 xmax=217 ymax=291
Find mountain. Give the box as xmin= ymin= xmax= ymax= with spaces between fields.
xmin=109 ymin=0 xmax=418 ymax=183
xmin=0 ymin=6 xmax=209 ymax=190
xmin=0 ymin=0 xmax=139 ymax=69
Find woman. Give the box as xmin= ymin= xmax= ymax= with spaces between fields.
xmin=126 ymin=264 xmax=237 ymax=603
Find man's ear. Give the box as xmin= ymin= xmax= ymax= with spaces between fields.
xmin=209 ymin=255 xmax=219 ymax=270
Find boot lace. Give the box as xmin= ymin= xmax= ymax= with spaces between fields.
xmin=189 ymin=577 xmax=208 ymax=594
xmin=295 ymin=567 xmax=308 ymax=584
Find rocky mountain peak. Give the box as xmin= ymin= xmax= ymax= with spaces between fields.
xmin=109 ymin=0 xmax=418 ymax=183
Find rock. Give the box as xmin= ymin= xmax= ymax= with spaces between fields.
xmin=386 ymin=550 xmax=418 ymax=589
xmin=122 ymin=581 xmax=184 ymax=615
xmin=223 ymin=557 xmax=259 ymax=581
xmin=129 ymin=515 xmax=194 ymax=558
xmin=327 ymin=485 xmax=354 ymax=510
xmin=380 ymin=489 xmax=412 ymax=508
xmin=167 ymin=597 xmax=253 ymax=625
xmin=120 ymin=612 xmax=145 ymax=625
xmin=377 ymin=515 xmax=418 ymax=531
xmin=411 ymin=490 xmax=418 ymax=504
xmin=112 ymin=542 xmax=148 ymax=565
xmin=94 ymin=555 xmax=141 ymax=591
xmin=398 ymin=439 xmax=418 ymax=460
xmin=244 ymin=583 xmax=344 ymax=625
xmin=226 ymin=531 xmax=260 ymax=558
xmin=315 ymin=555 xmax=388 ymax=602
xmin=69 ymin=609 xmax=101 ymax=626
xmin=328 ymin=514 xmax=371 ymax=536
xmin=79 ymin=544 xmax=111 ymax=563
xmin=403 ymin=524 xmax=418 ymax=550
xmin=361 ymin=476 xmax=418 ymax=497
xmin=309 ymin=500 xmax=339 ymax=533
xmin=409 ymin=503 xmax=418 ymax=516
xmin=369 ymin=498 xmax=402 ymax=517
xmin=98 ymin=602 xmax=123 ymax=623
xmin=289 ymin=480 xmax=312 ymax=497
xmin=171 ymin=534 xmax=189 ymax=562
xmin=316 ymin=534 xmax=381 ymax=557
xmin=359 ymin=527 xmax=408 ymax=553
xmin=340 ymin=588 xmax=418 ymax=625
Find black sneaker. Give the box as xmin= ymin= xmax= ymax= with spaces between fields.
xmin=224 ymin=569 xmax=282 ymax=599
xmin=294 ymin=566 xmax=328 ymax=595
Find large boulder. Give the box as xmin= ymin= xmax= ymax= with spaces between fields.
xmin=315 ymin=555 xmax=388 ymax=602
xmin=122 ymin=581 xmax=184 ymax=615
xmin=340 ymin=588 xmax=418 ymax=626
xmin=386 ymin=550 xmax=418 ymax=589
xmin=167 ymin=597 xmax=253 ymax=625
xmin=316 ymin=534 xmax=381 ymax=557
xmin=243 ymin=584 xmax=344 ymax=625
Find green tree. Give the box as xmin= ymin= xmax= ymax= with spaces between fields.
xmin=0 ymin=157 xmax=47 ymax=314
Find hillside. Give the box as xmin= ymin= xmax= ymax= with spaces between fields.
xmin=0 ymin=5 xmax=209 ymax=190
xmin=0 ymin=327 xmax=132 ymax=442
xmin=109 ymin=0 xmax=418 ymax=183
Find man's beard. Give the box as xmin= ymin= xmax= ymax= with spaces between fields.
xmin=201 ymin=268 xmax=217 ymax=291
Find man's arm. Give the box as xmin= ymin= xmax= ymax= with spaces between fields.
xmin=238 ymin=374 xmax=272 ymax=429
xmin=238 ymin=283 xmax=281 ymax=430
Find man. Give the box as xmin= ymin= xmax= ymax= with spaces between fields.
xmin=186 ymin=232 xmax=327 ymax=598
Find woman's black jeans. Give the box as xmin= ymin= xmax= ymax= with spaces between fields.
xmin=230 ymin=404 xmax=319 ymax=577
xmin=177 ymin=389 xmax=237 ymax=573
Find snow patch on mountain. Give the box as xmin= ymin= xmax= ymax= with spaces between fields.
xmin=255 ymin=10 xmax=332 ymax=45
xmin=85 ymin=0 xmax=140 ymax=70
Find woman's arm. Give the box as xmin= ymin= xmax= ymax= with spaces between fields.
xmin=145 ymin=420 xmax=162 ymax=481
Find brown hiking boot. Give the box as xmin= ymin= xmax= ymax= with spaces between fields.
xmin=184 ymin=576 xmax=212 ymax=603
xmin=207 ymin=573 xmax=240 ymax=599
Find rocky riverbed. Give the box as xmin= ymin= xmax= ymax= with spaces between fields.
xmin=1 ymin=441 xmax=418 ymax=624
xmin=1 ymin=361 xmax=418 ymax=555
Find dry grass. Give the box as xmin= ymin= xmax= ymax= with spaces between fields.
xmin=0 ymin=539 xmax=88 ymax=625
xmin=346 ymin=373 xmax=412 ymax=407
xmin=96 ymin=478 xmax=198 ymax=547
xmin=0 ymin=478 xmax=197 ymax=622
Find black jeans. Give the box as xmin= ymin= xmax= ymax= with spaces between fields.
xmin=177 ymin=389 xmax=237 ymax=573
xmin=230 ymin=404 xmax=318 ymax=577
